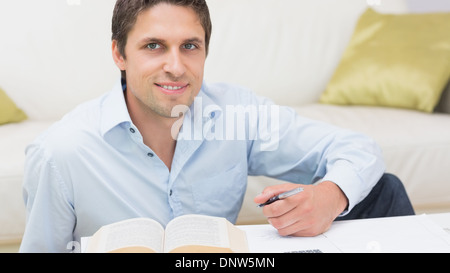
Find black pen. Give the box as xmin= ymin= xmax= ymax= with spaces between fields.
xmin=257 ymin=187 xmax=304 ymax=207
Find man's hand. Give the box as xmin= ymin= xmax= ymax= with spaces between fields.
xmin=254 ymin=181 xmax=348 ymax=237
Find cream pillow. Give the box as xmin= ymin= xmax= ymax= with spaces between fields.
xmin=320 ymin=8 xmax=450 ymax=112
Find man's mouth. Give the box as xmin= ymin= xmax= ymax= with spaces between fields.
xmin=155 ymin=82 xmax=188 ymax=94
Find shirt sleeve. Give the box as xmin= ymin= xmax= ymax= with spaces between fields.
xmin=19 ymin=144 xmax=76 ymax=253
xmin=247 ymin=94 xmax=385 ymax=214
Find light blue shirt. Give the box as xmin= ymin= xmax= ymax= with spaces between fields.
xmin=19 ymin=80 xmax=385 ymax=252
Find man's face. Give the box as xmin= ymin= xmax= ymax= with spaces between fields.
xmin=114 ymin=3 xmax=206 ymax=119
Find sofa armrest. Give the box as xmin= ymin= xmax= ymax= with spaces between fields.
xmin=435 ymin=81 xmax=450 ymax=114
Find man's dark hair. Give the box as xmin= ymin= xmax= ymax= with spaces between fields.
xmin=112 ymin=0 xmax=212 ymax=59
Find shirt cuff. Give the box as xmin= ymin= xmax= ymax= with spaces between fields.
xmin=321 ymin=160 xmax=377 ymax=217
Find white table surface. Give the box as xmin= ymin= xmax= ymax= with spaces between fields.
xmin=428 ymin=212 xmax=450 ymax=234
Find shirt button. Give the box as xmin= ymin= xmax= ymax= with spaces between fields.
xmin=169 ymin=190 xmax=173 ymax=196
xmin=129 ymin=128 xmax=136 ymax=133
xmin=147 ymin=152 xmax=154 ymax=158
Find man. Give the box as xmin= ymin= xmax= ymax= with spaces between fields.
xmin=19 ymin=0 xmax=414 ymax=252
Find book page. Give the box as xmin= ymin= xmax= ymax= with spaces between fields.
xmin=86 ymin=218 xmax=165 ymax=253
xmin=164 ymin=214 xmax=230 ymax=253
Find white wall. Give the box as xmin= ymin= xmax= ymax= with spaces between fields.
xmin=0 ymin=0 xmax=118 ymax=120
xmin=407 ymin=0 xmax=450 ymax=12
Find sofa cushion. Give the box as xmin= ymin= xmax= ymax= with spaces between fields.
xmin=0 ymin=120 xmax=54 ymax=243
xmin=435 ymin=81 xmax=450 ymax=114
xmin=205 ymin=0 xmax=371 ymax=107
xmin=320 ymin=8 xmax=450 ymax=113
xmin=0 ymin=87 xmax=27 ymax=125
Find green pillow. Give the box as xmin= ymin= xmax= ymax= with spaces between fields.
xmin=0 ymin=87 xmax=27 ymax=125
xmin=320 ymin=8 xmax=450 ymax=112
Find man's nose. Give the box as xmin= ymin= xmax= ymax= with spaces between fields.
xmin=163 ymin=49 xmax=186 ymax=78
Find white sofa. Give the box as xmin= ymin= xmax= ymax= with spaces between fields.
xmin=1 ymin=0 xmax=449 ymax=244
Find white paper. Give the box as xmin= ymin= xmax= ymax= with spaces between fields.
xmin=239 ymin=214 xmax=450 ymax=253
xmin=237 ymin=224 xmax=341 ymax=253
xmin=323 ymin=214 xmax=450 ymax=253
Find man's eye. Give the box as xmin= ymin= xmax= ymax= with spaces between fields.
xmin=147 ymin=43 xmax=161 ymax=50
xmin=183 ymin=43 xmax=197 ymax=50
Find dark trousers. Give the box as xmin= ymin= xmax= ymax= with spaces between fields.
xmin=335 ymin=173 xmax=415 ymax=221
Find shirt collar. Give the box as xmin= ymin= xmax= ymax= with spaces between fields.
xmin=99 ymin=79 xmax=223 ymax=138
xmin=100 ymin=79 xmax=132 ymax=137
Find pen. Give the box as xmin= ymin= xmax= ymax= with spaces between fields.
xmin=257 ymin=187 xmax=304 ymax=207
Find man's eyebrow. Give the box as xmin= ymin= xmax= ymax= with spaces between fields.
xmin=139 ymin=37 xmax=165 ymax=45
xmin=138 ymin=37 xmax=204 ymax=45
xmin=184 ymin=37 xmax=204 ymax=45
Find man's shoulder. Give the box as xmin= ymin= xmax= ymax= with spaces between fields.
xmin=202 ymin=82 xmax=256 ymax=102
xmin=201 ymin=81 xmax=275 ymax=106
xmin=53 ymin=96 xmax=104 ymax=131
xmin=29 ymin=95 xmax=106 ymax=155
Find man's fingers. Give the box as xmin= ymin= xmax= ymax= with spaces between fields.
xmin=267 ymin=205 xmax=300 ymax=230
xmin=253 ymin=183 xmax=302 ymax=204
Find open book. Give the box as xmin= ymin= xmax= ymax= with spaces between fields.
xmin=85 ymin=214 xmax=248 ymax=253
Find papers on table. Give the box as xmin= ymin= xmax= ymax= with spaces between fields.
xmin=238 ymin=214 xmax=450 ymax=253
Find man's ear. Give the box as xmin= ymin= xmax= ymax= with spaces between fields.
xmin=112 ymin=40 xmax=126 ymax=71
